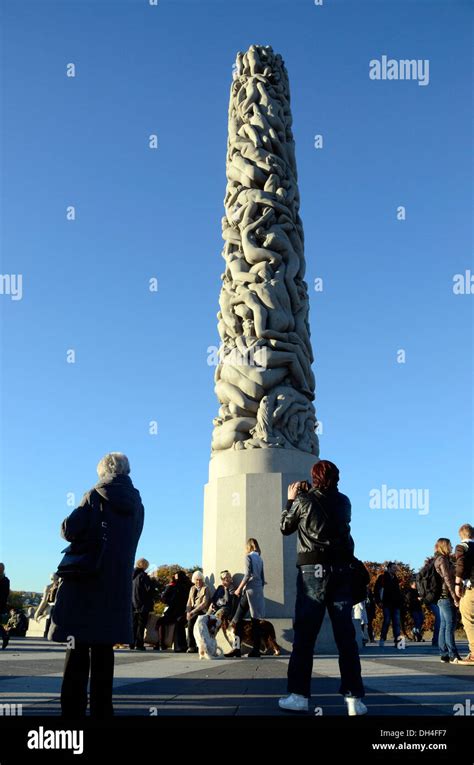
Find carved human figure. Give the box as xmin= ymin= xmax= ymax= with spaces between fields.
xmin=211 ymin=46 xmax=318 ymax=456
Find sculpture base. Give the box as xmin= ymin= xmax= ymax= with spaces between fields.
xmin=26 ymin=619 xmax=46 ymax=638
xmin=203 ymin=448 xmax=316 ymax=618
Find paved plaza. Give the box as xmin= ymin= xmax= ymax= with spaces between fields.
xmin=1 ymin=637 xmax=473 ymax=717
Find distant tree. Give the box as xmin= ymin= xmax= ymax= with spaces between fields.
xmin=6 ymin=591 xmax=29 ymax=612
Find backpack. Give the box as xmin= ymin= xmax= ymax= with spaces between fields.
xmin=459 ymin=541 xmax=474 ymax=582
xmin=416 ymin=560 xmax=442 ymax=605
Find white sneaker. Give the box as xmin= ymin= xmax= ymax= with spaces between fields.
xmin=345 ymin=696 xmax=368 ymax=716
xmin=379 ymin=640 xmax=385 ymax=647
xmin=278 ymin=693 xmax=309 ymax=713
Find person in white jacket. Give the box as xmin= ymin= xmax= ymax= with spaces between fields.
xmin=353 ymin=599 xmax=369 ymax=645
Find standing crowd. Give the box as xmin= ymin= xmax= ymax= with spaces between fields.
xmin=1 ymin=453 xmax=473 ymax=719
xmin=351 ymin=530 xmax=474 ymax=669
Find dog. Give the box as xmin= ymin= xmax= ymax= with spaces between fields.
xmin=193 ymin=614 xmax=222 ymax=659
xmin=219 ymin=613 xmax=281 ymax=656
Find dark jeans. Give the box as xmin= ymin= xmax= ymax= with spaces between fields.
xmin=429 ymin=603 xmax=440 ymax=646
xmin=174 ymin=615 xmax=187 ymax=651
xmin=412 ymin=610 xmax=424 ymax=632
xmin=61 ymin=643 xmax=114 ymax=718
xmin=232 ymin=592 xmax=261 ymax=652
xmin=131 ymin=609 xmax=148 ymax=649
xmin=381 ymin=607 xmax=401 ymax=641
xmin=187 ymin=613 xmax=204 ymax=648
xmin=287 ymin=565 xmax=364 ymax=699
xmin=367 ymin=617 xmax=374 ymax=643
xmin=438 ymin=598 xmax=459 ymax=659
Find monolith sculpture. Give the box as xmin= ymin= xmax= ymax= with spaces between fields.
xmin=203 ymin=45 xmax=319 ymax=621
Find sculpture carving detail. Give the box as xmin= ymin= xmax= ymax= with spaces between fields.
xmin=212 ymin=45 xmax=319 ymax=456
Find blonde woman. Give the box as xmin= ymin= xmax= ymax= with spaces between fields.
xmin=434 ymin=538 xmax=461 ymax=664
xmin=225 ymin=538 xmax=265 ymax=658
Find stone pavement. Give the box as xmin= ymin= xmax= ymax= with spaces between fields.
xmin=1 ymin=637 xmax=473 ymax=717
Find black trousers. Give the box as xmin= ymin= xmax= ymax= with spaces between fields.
xmin=61 ymin=643 xmax=114 ymax=718
xmin=287 ymin=566 xmax=364 ymax=699
xmin=186 ymin=614 xmax=200 ymax=648
xmin=233 ymin=593 xmax=262 ymax=651
xmin=131 ymin=610 xmax=148 ymax=649
xmin=367 ymin=617 xmax=374 ymax=642
xmin=174 ymin=616 xmax=187 ymax=651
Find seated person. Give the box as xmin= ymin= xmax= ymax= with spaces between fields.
xmin=6 ymin=608 xmax=28 ymax=637
xmin=209 ymin=570 xmax=236 ymax=619
xmin=186 ymin=571 xmax=211 ymax=653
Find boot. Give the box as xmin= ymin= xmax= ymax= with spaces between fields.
xmin=224 ymin=648 xmax=241 ymax=658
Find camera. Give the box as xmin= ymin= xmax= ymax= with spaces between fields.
xmin=297 ymin=480 xmax=310 ymax=494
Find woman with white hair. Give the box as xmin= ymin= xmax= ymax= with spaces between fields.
xmin=185 ymin=571 xmax=211 ymax=653
xmin=49 ymin=452 xmax=144 ymax=717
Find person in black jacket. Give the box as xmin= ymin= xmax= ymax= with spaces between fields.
xmin=374 ymin=563 xmax=402 ymax=646
xmin=0 ymin=563 xmax=10 ymax=650
xmin=49 ymin=452 xmax=144 ymax=718
xmin=154 ymin=570 xmax=192 ymax=651
xmin=171 ymin=571 xmax=193 ymax=652
xmin=405 ymin=580 xmax=424 ymax=641
xmin=278 ymin=460 xmax=366 ymax=716
xmin=130 ymin=558 xmax=157 ymax=651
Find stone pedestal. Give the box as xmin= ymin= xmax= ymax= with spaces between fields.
xmin=203 ymin=449 xmax=362 ymax=655
xmin=26 ymin=618 xmax=47 ymax=638
xmin=202 ymin=448 xmax=316 ymax=618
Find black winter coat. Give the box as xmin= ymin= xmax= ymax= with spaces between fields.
xmin=132 ymin=569 xmax=156 ymax=612
xmin=281 ymin=487 xmax=354 ymax=565
xmin=49 ymin=474 xmax=144 ymax=645
xmin=161 ymin=581 xmax=191 ymax=621
xmin=374 ymin=573 xmax=402 ymax=608
xmin=0 ymin=576 xmax=10 ymax=614
xmin=405 ymin=588 xmax=423 ymax=613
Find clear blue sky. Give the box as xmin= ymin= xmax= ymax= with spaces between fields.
xmin=1 ymin=0 xmax=472 ymax=591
